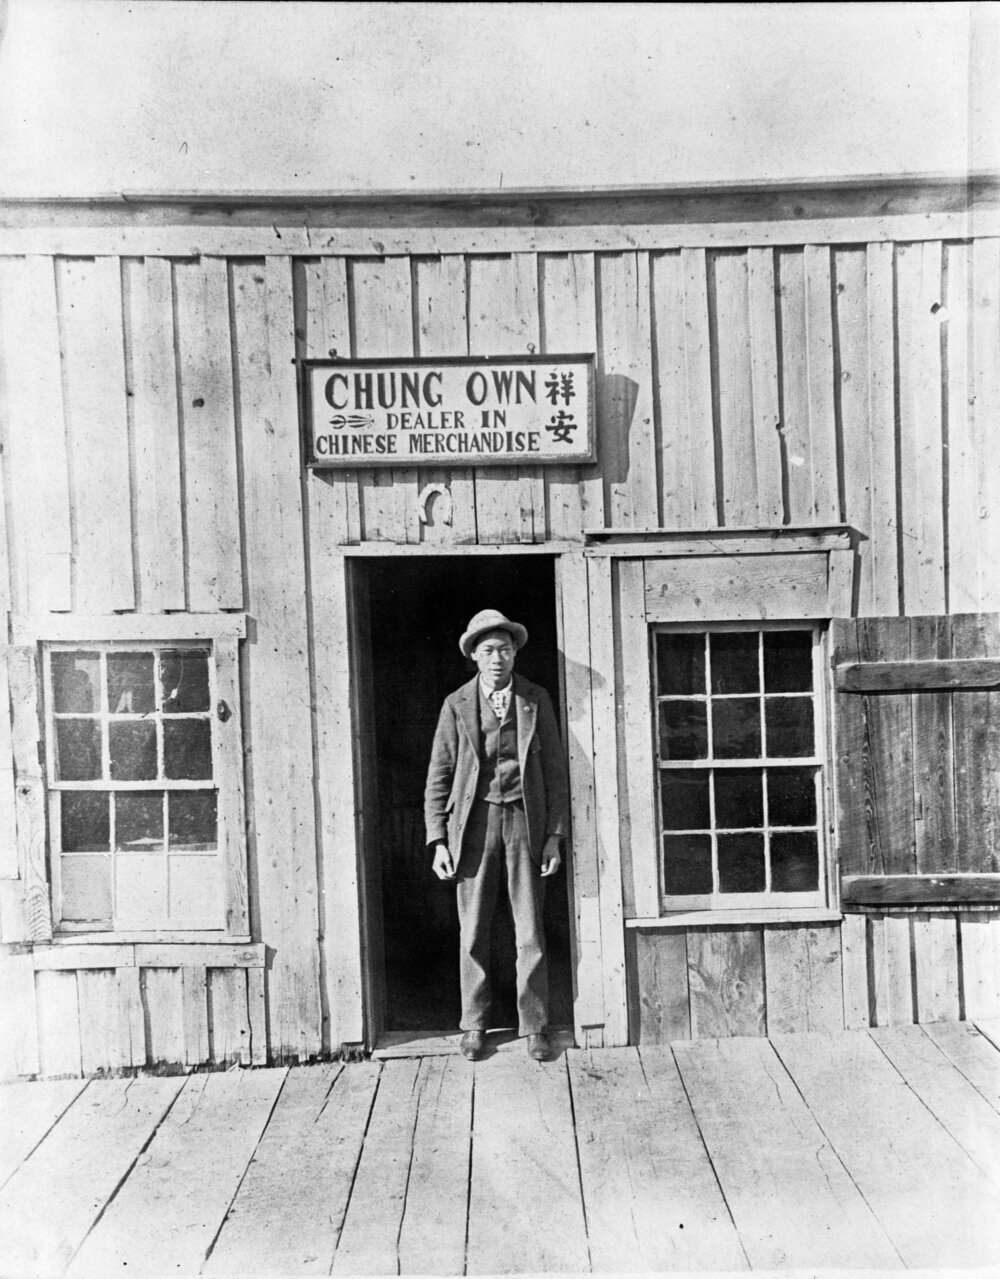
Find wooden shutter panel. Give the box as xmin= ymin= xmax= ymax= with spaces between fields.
xmin=831 ymin=613 xmax=1000 ymax=907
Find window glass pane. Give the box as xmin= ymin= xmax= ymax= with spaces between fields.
xmin=110 ymin=721 xmax=158 ymax=781
xmin=60 ymin=854 xmax=112 ymax=924
xmin=116 ymin=792 xmax=164 ymax=851
xmin=655 ymin=633 xmax=705 ymax=696
xmin=163 ymin=720 xmax=212 ymax=780
xmin=115 ymin=854 xmax=167 ymax=929
xmin=764 ymin=631 xmax=813 ymax=693
xmin=168 ymin=791 xmax=218 ymax=849
xmin=161 ymin=650 xmax=211 ymax=713
xmin=663 ymin=834 xmax=713 ymax=895
xmin=768 ymin=768 xmax=817 ymax=826
xmin=107 ymin=652 xmax=155 ymax=714
xmin=765 ymin=698 xmax=814 ymax=757
xmin=771 ymin=831 xmax=820 ymax=891
xmin=169 ymin=854 xmax=222 ymax=921
xmin=714 ymin=769 xmax=763 ymax=828
xmin=710 ymin=633 xmax=759 ymax=694
xmin=718 ymin=833 xmax=766 ymax=893
xmin=658 ymin=701 xmax=707 ymax=760
xmin=61 ymin=791 xmax=110 ymax=851
xmin=56 ymin=719 xmax=103 ymax=781
xmin=51 ymin=651 xmax=100 ymax=713
xmin=713 ymin=698 xmax=761 ymax=758
xmin=660 ymin=770 xmax=710 ymax=830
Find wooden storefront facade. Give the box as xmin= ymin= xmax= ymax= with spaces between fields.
xmin=0 ymin=177 xmax=998 ymax=1076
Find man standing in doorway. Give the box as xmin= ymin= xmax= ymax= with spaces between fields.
xmin=424 ymin=608 xmax=569 ymax=1062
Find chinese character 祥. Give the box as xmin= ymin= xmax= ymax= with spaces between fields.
xmin=546 ymin=410 xmax=577 ymax=444
xmin=544 ymin=371 xmax=576 ymax=406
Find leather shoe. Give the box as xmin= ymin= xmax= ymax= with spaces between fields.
xmin=459 ymin=1030 xmax=485 ymax=1061
xmin=526 ymin=1033 xmax=550 ymax=1061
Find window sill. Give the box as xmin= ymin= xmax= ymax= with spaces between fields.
xmin=626 ymin=907 xmax=843 ymax=929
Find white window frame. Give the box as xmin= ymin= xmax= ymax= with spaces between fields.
xmin=652 ymin=620 xmax=832 ymax=914
xmin=15 ymin=613 xmax=247 ymax=943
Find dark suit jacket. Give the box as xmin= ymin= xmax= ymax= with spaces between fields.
xmin=424 ymin=673 xmax=570 ymax=869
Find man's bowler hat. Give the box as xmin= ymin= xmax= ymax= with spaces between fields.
xmin=459 ymin=609 xmax=528 ymax=658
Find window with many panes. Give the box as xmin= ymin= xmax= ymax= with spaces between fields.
xmin=653 ymin=624 xmax=827 ymax=910
xmin=44 ymin=642 xmax=235 ymax=933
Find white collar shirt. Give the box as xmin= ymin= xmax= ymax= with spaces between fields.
xmin=480 ymin=678 xmax=513 ymax=721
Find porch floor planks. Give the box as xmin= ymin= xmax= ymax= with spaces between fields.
xmin=922 ymin=1019 xmax=1000 ymax=1111
xmin=0 ymin=1077 xmax=87 ymax=1190
xmin=772 ymin=1029 xmax=1000 ymax=1268
xmin=0 ymin=1075 xmax=185 ymax=1277
xmin=671 ymin=1036 xmax=901 ymax=1271
xmin=204 ymin=1061 xmax=381 ymax=1276
xmin=870 ymin=1025 xmax=1000 ymax=1189
xmin=66 ymin=1067 xmax=287 ymax=1277
xmin=570 ymin=1046 xmax=746 ymax=1272
xmin=466 ymin=1052 xmax=590 ymax=1275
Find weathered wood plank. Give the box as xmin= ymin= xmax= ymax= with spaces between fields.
xmin=350 ymin=255 xmax=415 ymax=542
xmin=181 ymin=965 xmax=209 ymax=1066
xmin=124 ymin=255 xmax=185 ymax=611
xmin=210 ymin=967 xmax=252 ymax=1066
xmin=865 ymin=241 xmax=901 ymax=614
xmin=645 ymin=551 xmax=829 ymax=622
xmin=803 ymin=243 xmax=841 ymax=523
xmin=836 ymin=656 xmax=1000 ymax=691
xmin=35 ymin=969 xmax=81 ymax=1078
xmin=909 ymin=620 xmax=955 ymax=874
xmin=970 ymin=239 xmax=1000 ymax=610
xmin=945 ymin=241 xmax=980 ymax=609
xmin=0 ymin=256 xmax=72 ymax=612
xmin=0 ymin=1075 xmax=183 ymax=1277
xmin=466 ymin=1052 xmax=589 ymax=1274
xmin=773 ymin=1029 xmax=1000 ymax=1268
xmin=775 ymin=248 xmax=813 ymax=523
xmin=511 ymin=251 xmax=546 ymax=539
xmin=712 ymin=250 xmax=757 ymax=526
xmin=922 ymin=1020 xmax=1000 ymax=1111
xmin=205 ymin=1062 xmax=380 ymax=1277
xmin=959 ymin=912 xmax=1000 ymax=1019
xmin=397 ymin=1056 xmax=474 ymax=1276
xmin=874 ymin=913 xmax=915 ymax=1026
xmin=67 ymin=1069 xmax=286 ymax=1278
xmin=0 ymin=951 xmax=39 ymax=1079
xmin=118 ymin=966 xmax=145 ymax=1068
xmin=0 ymin=651 xmax=17 ymax=884
xmin=412 ymin=253 xmax=476 ymax=542
xmin=572 ymin=1046 xmax=746 ymax=1271
xmin=588 ymin=555 xmax=628 ymax=1045
xmin=233 ymin=257 xmax=321 ymax=1059
xmin=77 ymin=968 xmax=130 ymax=1075
xmin=952 ymin=613 xmax=1000 ymax=873
xmin=132 ymin=942 xmax=262 ymax=967
xmin=763 ymin=924 xmax=844 ymax=1032
xmin=843 ymin=875 xmax=1000 ymax=906
xmin=540 ymin=250 xmax=597 ymax=536
xmin=687 ymin=927 xmax=765 ymax=1037
xmin=626 ymin=929 xmax=690 ymax=1043
xmin=858 ymin=616 xmax=915 ymax=876
xmin=840 ymin=912 xmax=871 ymax=1028
xmin=142 ymin=966 xmax=185 ymax=1068
xmin=679 ymin=247 xmax=718 ymax=527
xmin=831 ymin=618 xmax=867 ymax=876
xmin=833 ymin=246 xmax=870 ymax=611
xmin=872 ymin=1025 xmax=1000 ymax=1189
xmin=912 ymin=911 xmax=959 ymax=1021
xmin=172 ymin=256 xmax=242 ymax=610
xmin=467 ymin=254 xmax=539 ymax=543
xmin=0 ymin=1078 xmax=86 ymax=1189
xmin=331 ymin=1058 xmax=420 ymax=1275
xmin=9 ymin=646 xmax=50 ymax=941
xmin=596 ymin=252 xmax=658 ymax=529
xmin=674 ymin=1036 xmax=899 ymax=1269
xmin=745 ymin=246 xmax=784 ymax=523
xmin=617 ymin=559 xmax=656 ymax=917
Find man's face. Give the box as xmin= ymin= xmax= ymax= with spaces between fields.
xmin=472 ymin=629 xmax=516 ymax=689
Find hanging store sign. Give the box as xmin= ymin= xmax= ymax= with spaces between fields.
xmin=302 ymin=354 xmax=595 ymax=468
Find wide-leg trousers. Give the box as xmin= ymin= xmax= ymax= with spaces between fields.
xmin=455 ymin=799 xmax=548 ymax=1035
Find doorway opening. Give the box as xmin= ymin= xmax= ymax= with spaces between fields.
xmin=357 ymin=554 xmax=573 ymax=1039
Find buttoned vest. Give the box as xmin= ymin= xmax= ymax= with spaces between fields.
xmin=476 ymin=686 xmax=523 ymax=803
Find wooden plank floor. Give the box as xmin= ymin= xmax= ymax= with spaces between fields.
xmin=2 ymin=1025 xmax=1000 ymax=1275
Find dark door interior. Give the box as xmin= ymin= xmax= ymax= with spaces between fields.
xmin=362 ymin=554 xmax=573 ymax=1034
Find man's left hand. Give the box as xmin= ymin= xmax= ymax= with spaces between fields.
xmin=540 ymin=836 xmax=562 ymax=877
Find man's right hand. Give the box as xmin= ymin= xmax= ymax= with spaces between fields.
xmin=432 ymin=844 xmax=456 ymax=880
